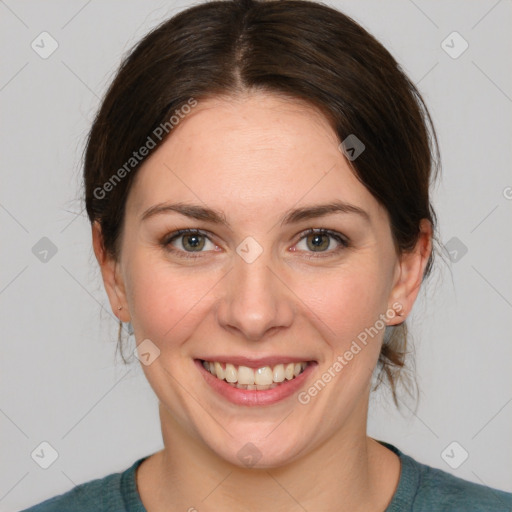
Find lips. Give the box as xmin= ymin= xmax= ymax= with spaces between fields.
xmin=194 ymin=358 xmax=318 ymax=406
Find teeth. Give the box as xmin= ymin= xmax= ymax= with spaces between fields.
xmin=273 ymin=364 xmax=285 ymax=382
xmin=238 ymin=365 xmax=255 ymax=385
xmin=255 ymin=366 xmax=273 ymax=386
xmin=202 ymin=360 xmax=308 ymax=387
xmin=214 ymin=361 xmax=225 ymax=380
xmin=225 ymin=363 xmax=237 ymax=383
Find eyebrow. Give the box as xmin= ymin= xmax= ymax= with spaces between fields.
xmin=140 ymin=200 xmax=370 ymax=226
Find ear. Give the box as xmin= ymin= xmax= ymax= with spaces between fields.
xmin=387 ymin=219 xmax=432 ymax=326
xmin=92 ymin=221 xmax=131 ymax=323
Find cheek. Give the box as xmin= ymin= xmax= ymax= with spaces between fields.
xmin=295 ymin=263 xmax=390 ymax=353
xmin=125 ymin=252 xmax=220 ymax=345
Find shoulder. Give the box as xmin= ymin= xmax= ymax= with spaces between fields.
xmin=381 ymin=441 xmax=512 ymax=512
xmin=415 ymin=462 xmax=512 ymax=511
xmin=20 ymin=457 xmax=148 ymax=512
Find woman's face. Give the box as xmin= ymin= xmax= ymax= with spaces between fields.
xmin=100 ymin=92 xmax=415 ymax=468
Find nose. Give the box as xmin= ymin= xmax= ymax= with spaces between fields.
xmin=216 ymin=248 xmax=294 ymax=341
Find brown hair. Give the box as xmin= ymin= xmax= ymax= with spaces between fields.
xmin=84 ymin=0 xmax=440 ymax=408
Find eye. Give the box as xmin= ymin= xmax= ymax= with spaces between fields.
xmin=293 ymin=228 xmax=349 ymax=257
xmin=161 ymin=227 xmax=349 ymax=260
xmin=162 ymin=229 xmax=218 ymax=257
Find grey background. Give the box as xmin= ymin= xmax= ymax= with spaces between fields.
xmin=1 ymin=0 xmax=511 ymax=510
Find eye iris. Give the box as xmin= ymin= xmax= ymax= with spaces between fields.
xmin=307 ymin=233 xmax=329 ymax=251
xmin=183 ymin=234 xmax=205 ymax=251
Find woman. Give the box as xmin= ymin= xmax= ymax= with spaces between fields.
xmin=23 ymin=0 xmax=512 ymax=510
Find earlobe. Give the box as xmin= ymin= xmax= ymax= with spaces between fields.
xmin=387 ymin=219 xmax=432 ymax=326
xmin=387 ymin=299 xmax=405 ymax=325
xmin=91 ymin=221 xmax=131 ymax=323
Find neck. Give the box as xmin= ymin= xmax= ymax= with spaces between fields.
xmin=137 ymin=399 xmax=400 ymax=512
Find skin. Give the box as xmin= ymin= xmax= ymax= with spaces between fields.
xmin=93 ymin=91 xmax=432 ymax=512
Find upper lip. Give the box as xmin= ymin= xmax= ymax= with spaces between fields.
xmin=197 ymin=356 xmax=316 ymax=369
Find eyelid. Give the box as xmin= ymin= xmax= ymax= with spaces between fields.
xmin=163 ymin=228 xmax=214 ymax=245
xmin=294 ymin=227 xmax=348 ymax=245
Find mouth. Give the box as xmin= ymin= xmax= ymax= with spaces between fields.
xmin=195 ymin=358 xmax=317 ymax=406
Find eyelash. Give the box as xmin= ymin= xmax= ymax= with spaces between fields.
xmin=161 ymin=228 xmax=349 ymax=260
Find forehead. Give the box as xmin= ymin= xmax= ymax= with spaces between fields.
xmin=125 ymin=92 xmax=383 ymax=224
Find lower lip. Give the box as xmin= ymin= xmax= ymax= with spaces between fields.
xmin=194 ymin=359 xmax=317 ymax=406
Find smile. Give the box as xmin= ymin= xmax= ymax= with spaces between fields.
xmin=201 ymin=359 xmax=309 ymax=390
xmin=195 ymin=358 xmax=317 ymax=406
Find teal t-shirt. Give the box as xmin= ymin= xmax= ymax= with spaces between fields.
xmin=21 ymin=441 xmax=512 ymax=511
